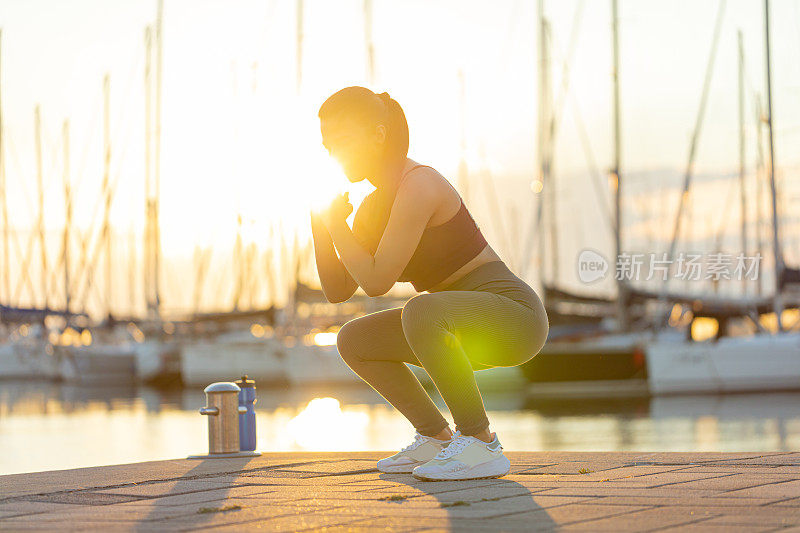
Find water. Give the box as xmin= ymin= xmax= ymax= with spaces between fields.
xmin=1 ymin=381 xmax=799 ymax=475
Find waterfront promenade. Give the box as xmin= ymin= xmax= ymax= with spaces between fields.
xmin=1 ymin=451 xmax=799 ymax=531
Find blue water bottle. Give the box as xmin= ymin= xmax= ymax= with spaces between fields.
xmin=235 ymin=375 xmax=257 ymax=451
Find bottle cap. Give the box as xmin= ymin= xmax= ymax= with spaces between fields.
xmin=236 ymin=374 xmax=255 ymax=388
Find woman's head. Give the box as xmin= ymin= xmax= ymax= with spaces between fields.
xmin=318 ymin=86 xmax=409 ymax=185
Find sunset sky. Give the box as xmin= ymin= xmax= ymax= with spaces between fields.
xmin=1 ymin=0 xmax=798 ymax=316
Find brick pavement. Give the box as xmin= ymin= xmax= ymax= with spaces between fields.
xmin=1 ymin=451 xmax=798 ymax=531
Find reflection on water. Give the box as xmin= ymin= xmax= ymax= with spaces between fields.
xmin=1 ymin=381 xmax=799 ymax=475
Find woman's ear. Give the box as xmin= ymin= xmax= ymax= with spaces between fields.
xmin=374 ymin=124 xmax=387 ymax=145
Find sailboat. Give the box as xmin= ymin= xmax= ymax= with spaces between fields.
xmin=641 ymin=0 xmax=800 ymax=395
xmin=518 ymin=0 xmax=799 ymax=397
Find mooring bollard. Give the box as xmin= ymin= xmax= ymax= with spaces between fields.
xmin=187 ymin=381 xmax=261 ymax=459
xmin=235 ymin=375 xmax=257 ymax=452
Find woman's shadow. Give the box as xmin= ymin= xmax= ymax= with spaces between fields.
xmin=133 ymin=457 xmax=258 ymax=531
xmin=376 ymin=470 xmax=558 ymax=531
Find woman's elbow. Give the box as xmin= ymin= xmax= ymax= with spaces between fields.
xmin=364 ymin=280 xmax=392 ymax=298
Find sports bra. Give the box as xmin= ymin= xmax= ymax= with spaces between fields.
xmin=355 ymin=164 xmax=488 ymax=292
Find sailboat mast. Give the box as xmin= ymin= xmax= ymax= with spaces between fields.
xmin=233 ymin=214 xmax=243 ymax=311
xmin=296 ymin=0 xmax=304 ymax=94
xmin=35 ymin=106 xmax=47 ymax=313
xmin=545 ymin=13 xmax=558 ymax=289
xmin=754 ymin=94 xmax=765 ymax=296
xmin=63 ymin=120 xmax=71 ymax=318
xmin=536 ymin=0 xmax=551 ymax=291
xmin=763 ymin=0 xmax=783 ymax=331
xmin=0 ymin=29 xmax=8 ymax=306
xmin=154 ymin=0 xmax=163 ymax=318
xmin=364 ymin=0 xmax=374 ymax=86
xmin=458 ymin=69 xmax=469 ymax=203
xmin=144 ymin=26 xmax=152 ymax=320
xmin=737 ymin=30 xmax=747 ymax=292
xmin=102 ymin=74 xmax=112 ymax=320
xmin=611 ymin=0 xmax=628 ymax=331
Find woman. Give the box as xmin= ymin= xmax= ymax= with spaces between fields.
xmin=310 ymin=86 xmax=549 ymax=481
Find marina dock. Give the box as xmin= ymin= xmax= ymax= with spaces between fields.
xmin=1 ymin=451 xmax=799 ymax=531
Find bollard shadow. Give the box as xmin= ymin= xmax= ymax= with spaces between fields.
xmin=375 ymin=470 xmax=558 ymax=531
xmin=133 ymin=456 xmax=259 ymax=531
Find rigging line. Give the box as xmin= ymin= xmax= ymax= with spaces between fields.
xmin=46 ymin=99 xmax=135 ymax=307
xmin=14 ymin=111 xmax=52 ymax=307
xmin=478 ymin=152 xmax=514 ymax=266
xmin=71 ymin=151 xmax=133 ymax=312
xmin=3 ymin=130 xmax=36 ymax=218
xmin=712 ymin=173 xmax=741 ymax=252
xmin=664 ymin=0 xmax=727 ymax=269
xmin=795 ymin=1 xmax=800 ymax=57
xmin=10 ymin=226 xmax=34 ymax=304
xmin=74 ymin=53 xmax=141 ymax=199
xmin=496 ymin=0 xmax=524 ymax=78
xmin=567 ymin=83 xmax=616 ymax=243
xmin=71 ymin=85 xmax=102 ymax=195
xmin=518 ymin=4 xmax=584 ymax=281
xmin=69 ymin=104 xmax=135 ymax=311
xmin=2 ymin=135 xmax=37 ymax=301
xmin=66 ymin=83 xmax=138 ymax=300
xmin=543 ymin=0 xmax=586 ymax=157
xmin=11 ymin=225 xmax=37 ymax=305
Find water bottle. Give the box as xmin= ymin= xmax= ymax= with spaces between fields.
xmin=235 ymin=375 xmax=257 ymax=451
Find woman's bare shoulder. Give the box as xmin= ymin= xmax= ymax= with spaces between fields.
xmin=400 ymin=164 xmax=458 ymax=206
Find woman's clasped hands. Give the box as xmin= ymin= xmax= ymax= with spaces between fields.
xmin=311 ymin=191 xmax=353 ymax=228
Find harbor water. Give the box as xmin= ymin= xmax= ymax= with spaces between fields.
xmin=2 ymin=380 xmax=799 ymax=476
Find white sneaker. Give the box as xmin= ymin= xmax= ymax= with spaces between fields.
xmin=377 ymin=431 xmax=452 ymax=473
xmin=411 ymin=430 xmax=510 ymax=481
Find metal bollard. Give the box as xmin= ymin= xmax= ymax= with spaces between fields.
xmin=188 ymin=382 xmax=261 ymax=459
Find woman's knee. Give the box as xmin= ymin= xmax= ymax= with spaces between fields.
xmin=335 ymin=318 xmax=366 ymax=364
xmin=401 ymin=295 xmax=442 ymax=336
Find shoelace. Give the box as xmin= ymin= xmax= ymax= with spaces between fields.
xmin=434 ymin=431 xmax=475 ymax=460
xmin=400 ymin=432 xmax=427 ymax=452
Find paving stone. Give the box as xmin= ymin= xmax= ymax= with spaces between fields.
xmin=716 ymin=479 xmax=800 ymax=500
xmin=701 ymin=513 xmax=800 ymax=528
xmin=530 ymin=486 xmax=731 ymax=498
xmin=97 ymin=479 xmax=235 ymax=497
xmin=558 ymin=505 xmax=724 ymax=531
xmin=775 ymin=496 xmax=800 ymax=507
xmin=585 ymin=495 xmax=779 ymax=507
xmin=97 ymin=485 xmax=278 ymax=508
xmin=655 ymin=519 xmax=773 ymax=532
xmin=268 ymin=460 xmax=379 ymax=474
xmin=664 ymin=473 xmax=799 ymax=492
xmin=0 ymin=501 xmax=87 ymax=517
xmin=679 ymin=466 xmax=800 ymax=475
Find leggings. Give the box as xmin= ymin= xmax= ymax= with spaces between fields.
xmin=335 ymin=260 xmax=549 ymax=437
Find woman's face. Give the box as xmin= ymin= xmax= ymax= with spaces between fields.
xmin=320 ymin=116 xmax=386 ymax=183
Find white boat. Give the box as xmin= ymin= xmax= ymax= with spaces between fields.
xmin=645 ymin=330 xmax=800 ymax=395
xmin=133 ymin=339 xmax=182 ymax=385
xmin=283 ymin=341 xmax=362 ymax=386
xmin=179 ymin=330 xmax=288 ymax=387
xmin=0 ymin=338 xmax=60 ymax=380
xmin=57 ymin=343 xmax=138 ymax=384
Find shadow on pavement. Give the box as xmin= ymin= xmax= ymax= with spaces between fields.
xmin=376 ymin=471 xmax=558 ymax=531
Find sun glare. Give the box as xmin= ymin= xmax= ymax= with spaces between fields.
xmin=287 ymin=397 xmax=369 ymax=451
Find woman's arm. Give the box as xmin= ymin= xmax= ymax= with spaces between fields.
xmin=310 ymin=212 xmax=358 ymax=303
xmin=325 ymin=173 xmax=438 ymax=297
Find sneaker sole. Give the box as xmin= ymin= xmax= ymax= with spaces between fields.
xmin=411 ymin=455 xmax=510 ymax=481
xmin=377 ymin=460 xmax=426 ymax=474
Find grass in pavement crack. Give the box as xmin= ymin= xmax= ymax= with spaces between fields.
xmin=378 ymin=494 xmax=408 ymax=502
xmin=197 ymin=505 xmax=242 ymax=514
xmin=440 ymin=500 xmax=470 ymax=508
